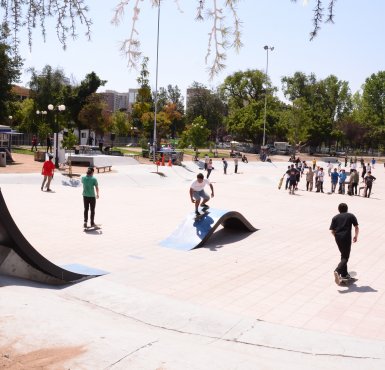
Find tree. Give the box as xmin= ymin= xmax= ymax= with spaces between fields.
xmin=78 ymin=93 xmax=112 ymax=136
xmin=179 ymin=116 xmax=211 ymax=149
xmin=2 ymin=1 xmax=340 ymax=79
xmin=66 ymin=72 xmax=107 ymax=131
xmin=28 ymin=65 xmax=70 ymax=131
xmin=186 ymin=82 xmax=226 ymax=142
xmin=1 ymin=0 xmax=91 ymax=53
xmin=112 ymin=111 xmax=131 ymax=137
xmin=0 ymin=23 xmax=22 ymax=122
xmin=361 ymin=71 xmax=385 ymax=127
xmin=221 ymin=69 xmax=280 ymax=144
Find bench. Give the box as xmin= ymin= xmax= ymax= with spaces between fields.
xmin=95 ymin=166 xmax=112 ymax=173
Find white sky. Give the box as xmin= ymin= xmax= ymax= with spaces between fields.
xmin=17 ymin=0 xmax=385 ymax=102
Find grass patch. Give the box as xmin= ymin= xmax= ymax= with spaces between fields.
xmin=11 ymin=147 xmax=35 ymax=156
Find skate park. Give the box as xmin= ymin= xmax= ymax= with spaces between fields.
xmin=1 ymin=156 xmax=385 ymax=369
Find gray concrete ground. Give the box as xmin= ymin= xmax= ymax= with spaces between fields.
xmin=1 ymin=158 xmax=385 ymax=369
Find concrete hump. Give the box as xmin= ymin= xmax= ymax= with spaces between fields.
xmin=0 ymin=188 xmax=104 ymax=285
xmin=160 ymin=208 xmax=257 ymax=251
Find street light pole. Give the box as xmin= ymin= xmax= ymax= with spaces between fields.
xmin=262 ymin=45 xmax=274 ymax=147
xmin=48 ymin=104 xmax=66 ymax=168
xmin=153 ymin=0 xmax=161 ymax=164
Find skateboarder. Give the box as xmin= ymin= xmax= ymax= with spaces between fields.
xmin=41 ymin=154 xmax=55 ymax=192
xmin=330 ymin=203 xmax=359 ymax=284
xmin=189 ymin=173 xmax=214 ymax=216
xmin=81 ymin=167 xmax=99 ymax=228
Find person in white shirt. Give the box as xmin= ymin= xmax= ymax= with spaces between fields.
xmin=189 ymin=173 xmax=215 ymax=215
xmin=327 ymin=161 xmax=333 ymax=176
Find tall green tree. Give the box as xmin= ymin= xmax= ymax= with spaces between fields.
xmin=186 ymin=82 xmax=225 ymax=141
xmin=179 ymin=116 xmax=211 ymax=149
xmin=78 ymin=93 xmax=112 ymax=136
xmin=221 ymin=69 xmax=280 ymax=144
xmin=66 ymin=72 xmax=107 ymax=131
xmin=0 ymin=23 xmax=22 ymax=122
xmin=361 ymin=71 xmax=385 ymax=127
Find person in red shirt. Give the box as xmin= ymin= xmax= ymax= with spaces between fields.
xmin=41 ymin=154 xmax=55 ymax=192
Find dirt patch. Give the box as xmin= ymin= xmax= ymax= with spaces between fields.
xmin=0 ymin=344 xmax=85 ymax=369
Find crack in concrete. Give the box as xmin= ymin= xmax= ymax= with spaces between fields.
xmin=104 ymin=340 xmax=158 ymax=369
xmin=68 ymin=296 xmax=381 ymax=361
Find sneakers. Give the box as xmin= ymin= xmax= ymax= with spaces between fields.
xmin=201 ymin=204 xmax=209 ymax=209
xmin=195 ymin=210 xmax=201 ymax=216
xmin=334 ymin=271 xmax=341 ymax=285
xmin=91 ymin=223 xmax=96 ymax=227
xmin=46 ymin=189 xmax=52 ymax=192
xmin=341 ymin=273 xmax=351 ymax=280
xmin=83 ymin=222 xmax=87 ymax=228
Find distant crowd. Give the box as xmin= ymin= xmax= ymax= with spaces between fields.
xmin=284 ymin=156 xmax=377 ymax=198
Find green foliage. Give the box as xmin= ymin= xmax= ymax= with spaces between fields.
xmin=112 ymin=111 xmax=130 ymax=137
xmin=0 ymin=23 xmax=23 ymax=122
xmin=221 ymin=70 xmax=281 ymax=144
xmin=186 ymin=82 xmax=225 ymax=140
xmin=78 ymin=93 xmax=112 ymax=135
xmin=179 ymin=116 xmax=210 ymax=149
xmin=361 ymin=71 xmax=385 ymax=127
xmin=61 ymin=130 xmax=78 ymax=150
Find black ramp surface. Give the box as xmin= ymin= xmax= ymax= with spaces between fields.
xmin=160 ymin=208 xmax=257 ymax=250
xmin=0 ymin=188 xmax=105 ymax=284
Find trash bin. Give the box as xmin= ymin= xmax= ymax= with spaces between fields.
xmin=0 ymin=152 xmax=6 ymax=167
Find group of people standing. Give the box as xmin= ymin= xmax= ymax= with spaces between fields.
xmin=201 ymin=155 xmax=246 ymax=178
xmin=285 ymin=158 xmax=377 ymax=197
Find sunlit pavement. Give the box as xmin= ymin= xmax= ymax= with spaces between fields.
xmin=1 ymin=159 xmax=385 ymax=369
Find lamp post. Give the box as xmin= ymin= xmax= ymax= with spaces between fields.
xmin=48 ymin=104 xmax=66 ymax=168
xmin=262 ymin=45 xmax=274 ymax=147
xmin=36 ymin=110 xmax=47 ymax=123
xmin=153 ymin=0 xmax=161 ymax=163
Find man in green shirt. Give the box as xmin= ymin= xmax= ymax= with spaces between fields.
xmin=81 ymin=167 xmax=99 ymax=228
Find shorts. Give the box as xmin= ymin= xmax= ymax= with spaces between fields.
xmin=193 ymin=190 xmax=209 ymax=201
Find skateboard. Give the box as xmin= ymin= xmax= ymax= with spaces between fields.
xmin=278 ymin=176 xmax=284 ymax=190
xmin=84 ymin=224 xmax=102 ymax=232
xmin=194 ymin=209 xmax=209 ymax=221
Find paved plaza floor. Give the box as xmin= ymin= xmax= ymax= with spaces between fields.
xmin=1 ymin=155 xmax=385 ymax=369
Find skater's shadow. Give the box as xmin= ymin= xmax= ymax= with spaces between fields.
xmin=338 ymin=282 xmax=377 ymax=294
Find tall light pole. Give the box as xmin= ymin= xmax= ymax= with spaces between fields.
xmin=48 ymin=104 xmax=66 ymax=168
xmin=153 ymin=0 xmax=161 ymax=164
xmin=262 ymin=45 xmax=274 ymax=147
xmin=36 ymin=110 xmax=47 ymax=124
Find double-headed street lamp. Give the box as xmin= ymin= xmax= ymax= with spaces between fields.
xmin=262 ymin=45 xmax=274 ymax=147
xmin=36 ymin=110 xmax=47 ymax=123
xmin=48 ymin=104 xmax=66 ymax=168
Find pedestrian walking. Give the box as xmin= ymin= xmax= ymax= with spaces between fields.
xmin=46 ymin=135 xmax=53 ymax=153
xmin=312 ymin=158 xmax=316 ymax=170
xmin=204 ymin=154 xmax=209 ymax=171
xmin=350 ymin=169 xmax=359 ymax=195
xmin=41 ymin=154 xmax=55 ymax=192
xmin=330 ymin=203 xmax=359 ymax=285
xmin=327 ymin=161 xmax=333 ymax=176
xmin=31 ymin=135 xmax=38 ymax=152
xmin=330 ymin=168 xmax=339 ymax=193
xmin=361 ymin=163 xmax=366 ymax=182
xmin=338 ymin=169 xmax=347 ymax=194
xmin=234 ymin=156 xmax=239 ymax=174
xmin=364 ymin=171 xmax=376 ymax=198
xmin=222 ymin=158 xmax=228 ymax=174
xmin=316 ymin=167 xmax=324 ymax=193
xmin=306 ymin=167 xmax=314 ymax=191
xmin=371 ymin=157 xmax=376 ymax=169
xmin=81 ymin=167 xmax=99 ymax=228
xmin=207 ymin=159 xmax=213 ymax=179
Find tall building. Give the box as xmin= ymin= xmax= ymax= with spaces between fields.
xmin=99 ymin=89 xmax=139 ymax=113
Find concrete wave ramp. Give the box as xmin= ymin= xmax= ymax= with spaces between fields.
xmin=160 ymin=208 xmax=257 ymax=251
xmin=0 ymin=188 xmax=105 ymax=285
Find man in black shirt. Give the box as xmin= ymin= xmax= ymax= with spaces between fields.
xmin=330 ymin=203 xmax=359 ymax=285
xmin=364 ymin=171 xmax=376 ymax=198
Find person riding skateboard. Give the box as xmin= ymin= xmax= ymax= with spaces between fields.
xmin=81 ymin=167 xmax=99 ymax=228
xmin=189 ymin=173 xmax=214 ymax=216
xmin=330 ymin=203 xmax=359 ymax=285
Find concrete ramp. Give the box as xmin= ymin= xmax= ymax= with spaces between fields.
xmin=160 ymin=208 xmax=257 ymax=251
xmin=0 ymin=188 xmax=105 ymax=285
